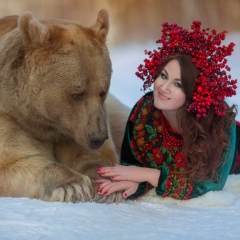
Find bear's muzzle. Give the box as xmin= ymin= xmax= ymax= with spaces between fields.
xmin=88 ymin=131 xmax=108 ymax=149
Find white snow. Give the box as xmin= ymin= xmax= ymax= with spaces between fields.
xmin=0 ymin=34 xmax=240 ymax=240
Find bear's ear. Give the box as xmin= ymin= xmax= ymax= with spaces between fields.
xmin=0 ymin=15 xmax=18 ymax=37
xmin=18 ymin=11 xmax=50 ymax=46
xmin=92 ymin=9 xmax=109 ymax=43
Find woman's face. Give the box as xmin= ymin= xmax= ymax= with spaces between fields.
xmin=153 ymin=59 xmax=186 ymax=114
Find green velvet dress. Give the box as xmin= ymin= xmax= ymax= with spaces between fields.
xmin=120 ymin=91 xmax=237 ymax=200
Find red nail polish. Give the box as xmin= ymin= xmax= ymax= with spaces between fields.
xmin=104 ymin=191 xmax=108 ymax=195
xmin=97 ymin=186 xmax=100 ymax=190
xmin=111 ymin=176 xmax=114 ymax=179
xmin=124 ymin=193 xmax=127 ymax=197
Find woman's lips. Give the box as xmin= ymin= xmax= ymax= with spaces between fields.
xmin=158 ymin=92 xmax=169 ymax=100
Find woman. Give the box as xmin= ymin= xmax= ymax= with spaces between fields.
xmin=96 ymin=21 xmax=239 ymax=200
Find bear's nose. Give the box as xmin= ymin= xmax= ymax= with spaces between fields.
xmin=90 ymin=139 xmax=105 ymax=149
xmin=88 ymin=131 xmax=108 ymax=149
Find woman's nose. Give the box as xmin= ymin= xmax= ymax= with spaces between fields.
xmin=160 ymin=81 xmax=170 ymax=92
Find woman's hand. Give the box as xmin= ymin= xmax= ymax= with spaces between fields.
xmin=97 ymin=164 xmax=144 ymax=182
xmin=96 ymin=178 xmax=139 ymax=198
xmin=97 ymin=164 xmax=160 ymax=187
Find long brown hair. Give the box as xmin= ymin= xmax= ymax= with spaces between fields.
xmin=157 ymin=54 xmax=237 ymax=181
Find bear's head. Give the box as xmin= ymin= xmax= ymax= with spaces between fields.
xmin=0 ymin=10 xmax=112 ymax=150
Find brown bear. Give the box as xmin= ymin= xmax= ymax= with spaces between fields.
xmin=0 ymin=9 xmax=123 ymax=203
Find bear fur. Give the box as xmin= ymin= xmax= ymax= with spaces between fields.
xmin=105 ymin=94 xmax=130 ymax=155
xmin=0 ymin=10 xmax=124 ymax=203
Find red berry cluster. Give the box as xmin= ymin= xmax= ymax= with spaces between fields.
xmin=136 ymin=21 xmax=238 ymax=118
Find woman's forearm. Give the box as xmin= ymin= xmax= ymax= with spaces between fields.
xmin=141 ymin=168 xmax=161 ymax=187
xmin=97 ymin=165 xmax=161 ymax=187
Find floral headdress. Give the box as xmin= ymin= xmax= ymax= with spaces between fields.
xmin=136 ymin=21 xmax=237 ymax=118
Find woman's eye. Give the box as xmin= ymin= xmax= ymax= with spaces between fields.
xmin=175 ymin=82 xmax=182 ymax=88
xmin=71 ymin=93 xmax=84 ymax=100
xmin=160 ymin=73 xmax=167 ymax=79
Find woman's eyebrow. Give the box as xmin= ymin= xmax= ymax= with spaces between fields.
xmin=162 ymin=68 xmax=168 ymax=76
xmin=163 ymin=68 xmax=181 ymax=81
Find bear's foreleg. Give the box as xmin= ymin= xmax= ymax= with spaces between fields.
xmin=0 ymin=154 xmax=94 ymax=202
xmin=55 ymin=139 xmax=124 ymax=203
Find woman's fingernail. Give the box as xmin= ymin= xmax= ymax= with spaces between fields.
xmin=104 ymin=192 xmax=108 ymax=195
xmin=101 ymin=173 xmax=105 ymax=175
xmin=97 ymin=186 xmax=100 ymax=190
xmin=111 ymin=176 xmax=114 ymax=179
xmin=124 ymin=193 xmax=127 ymax=198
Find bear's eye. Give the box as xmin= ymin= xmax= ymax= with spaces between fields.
xmin=71 ymin=93 xmax=84 ymax=100
xmin=99 ymin=91 xmax=106 ymax=99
